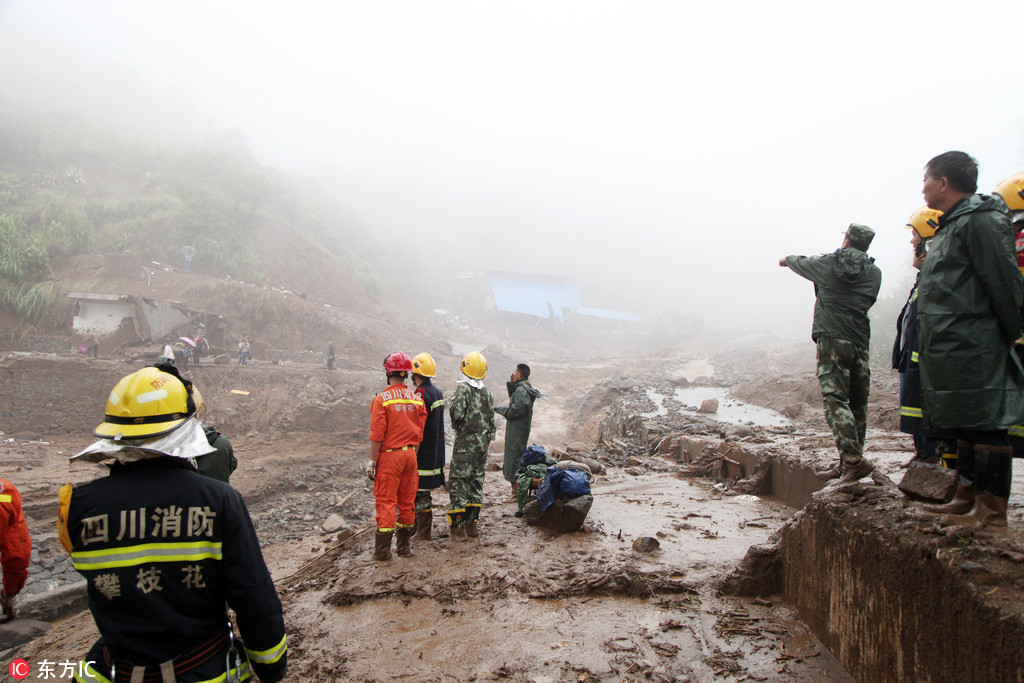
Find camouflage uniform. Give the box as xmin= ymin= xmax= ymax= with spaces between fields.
xmin=784 ymin=224 xmax=882 ymax=467
xmin=817 ymin=336 xmax=871 ymax=463
xmin=447 ymin=381 xmax=496 ymax=528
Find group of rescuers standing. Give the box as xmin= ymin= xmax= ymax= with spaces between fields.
xmin=367 ymin=350 xmax=540 ymax=560
xmin=25 ymin=344 xmax=538 ymax=682
xmin=781 ymin=150 xmax=1024 ymax=528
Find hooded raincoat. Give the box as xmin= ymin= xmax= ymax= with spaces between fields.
xmin=784 ymin=244 xmax=882 ymax=349
xmin=917 ymin=194 xmax=1024 ymax=431
xmin=495 ymin=379 xmax=542 ymax=484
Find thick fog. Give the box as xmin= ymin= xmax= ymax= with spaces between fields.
xmin=2 ymin=1 xmax=1023 ymax=337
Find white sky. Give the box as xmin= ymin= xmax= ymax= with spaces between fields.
xmin=1 ymin=1 xmax=1023 ymax=336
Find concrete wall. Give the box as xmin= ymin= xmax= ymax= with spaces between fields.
xmin=72 ymin=299 xmax=134 ymax=336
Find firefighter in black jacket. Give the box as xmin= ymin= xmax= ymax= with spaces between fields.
xmin=892 ymin=206 xmax=945 ymax=466
xmin=411 ymin=353 xmax=446 ymax=541
xmin=58 ymin=365 xmax=287 ymax=683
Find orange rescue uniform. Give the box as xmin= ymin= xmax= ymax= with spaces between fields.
xmin=370 ymin=384 xmax=427 ymax=531
xmin=0 ymin=479 xmax=31 ymax=598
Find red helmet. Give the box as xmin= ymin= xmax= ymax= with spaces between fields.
xmin=383 ymin=351 xmax=413 ymax=373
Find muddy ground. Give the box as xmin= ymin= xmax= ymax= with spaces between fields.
xmin=2 ymin=342 xmax=1023 ymax=682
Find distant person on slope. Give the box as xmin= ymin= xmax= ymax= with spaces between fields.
xmin=238 ymin=337 xmax=250 ymax=366
xmin=325 ymin=340 xmax=336 ymax=370
xmin=494 ymin=363 xmax=541 ymax=493
xmin=84 ymin=330 xmax=99 ymax=359
xmin=181 ymin=245 xmax=196 ymax=272
xmin=780 ymin=223 xmax=882 ymax=486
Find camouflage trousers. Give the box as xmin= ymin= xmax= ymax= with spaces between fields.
xmin=414 ymin=489 xmax=435 ymax=512
xmin=448 ymin=446 xmax=487 ymax=524
xmin=816 ymin=337 xmax=870 ymax=464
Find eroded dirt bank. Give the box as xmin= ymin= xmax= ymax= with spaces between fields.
xmin=773 ymin=486 xmax=1024 ymax=682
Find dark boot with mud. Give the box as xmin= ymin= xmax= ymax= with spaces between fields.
xmin=373 ymin=530 xmax=394 ymax=561
xmin=465 ymin=505 xmax=480 ymax=538
xmin=395 ymin=526 xmax=414 ymax=556
xmin=949 ymin=444 xmax=1011 ymax=527
xmin=923 ymin=440 xmax=975 ymax=514
xmin=413 ymin=510 xmax=432 ymax=541
xmin=923 ymin=483 xmax=975 ymax=514
xmin=832 ymin=457 xmax=873 ymax=486
xmin=815 ymin=462 xmax=841 ymax=480
xmin=447 ymin=509 xmax=468 ymax=543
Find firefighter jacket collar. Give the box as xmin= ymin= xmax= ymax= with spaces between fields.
xmin=458 ymin=372 xmax=485 ymax=390
xmin=72 ymin=417 xmax=216 ymax=464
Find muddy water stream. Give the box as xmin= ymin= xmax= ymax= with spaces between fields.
xmin=643 ymin=388 xmax=790 ymax=427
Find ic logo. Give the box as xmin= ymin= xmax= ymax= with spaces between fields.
xmin=9 ymin=658 xmax=29 ymax=679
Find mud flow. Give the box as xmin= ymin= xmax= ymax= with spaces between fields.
xmin=277 ymin=468 xmax=850 ymax=682
xmin=3 ymin=347 xmax=1022 ymax=682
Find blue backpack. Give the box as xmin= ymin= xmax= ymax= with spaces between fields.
xmin=519 ymin=443 xmax=549 ymax=468
xmin=536 ymin=466 xmax=591 ymax=512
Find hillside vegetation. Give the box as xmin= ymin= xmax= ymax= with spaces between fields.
xmin=0 ymin=96 xmax=387 ymax=341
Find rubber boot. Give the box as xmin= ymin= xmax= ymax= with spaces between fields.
xmin=955 ymin=445 xmax=1011 ymax=527
xmin=447 ymin=510 xmax=468 ymax=543
xmin=955 ymin=492 xmax=1009 ymax=527
xmin=923 ymin=483 xmax=976 ymax=514
xmin=465 ymin=505 xmax=480 ymax=538
xmin=373 ymin=530 xmax=393 ymax=561
xmin=395 ymin=526 xmax=414 ymax=557
xmin=413 ymin=510 xmax=432 ymax=541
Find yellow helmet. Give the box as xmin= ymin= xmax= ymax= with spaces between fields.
xmin=460 ymin=351 xmax=487 ymax=380
xmin=192 ymin=386 xmax=206 ymax=412
xmin=906 ymin=205 xmax=943 ymax=239
xmin=94 ymin=367 xmax=195 ymax=439
xmin=995 ymin=172 xmax=1024 ymax=212
xmin=412 ymin=353 xmax=437 ymax=378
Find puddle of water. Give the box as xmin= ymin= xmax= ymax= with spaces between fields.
xmin=586 ymin=473 xmax=790 ymax=583
xmin=642 ymin=387 xmax=789 ymax=427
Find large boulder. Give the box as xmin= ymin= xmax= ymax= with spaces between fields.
xmin=522 ymin=494 xmax=593 ymax=533
xmin=699 ymin=398 xmax=719 ymax=414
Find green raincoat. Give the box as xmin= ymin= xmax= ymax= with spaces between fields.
xmin=495 ymin=379 xmax=541 ymax=484
xmin=917 ymin=194 xmax=1024 ymax=431
xmin=784 ymin=241 xmax=882 ymax=349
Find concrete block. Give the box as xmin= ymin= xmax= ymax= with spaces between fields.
xmin=897 ymin=461 xmax=958 ymax=502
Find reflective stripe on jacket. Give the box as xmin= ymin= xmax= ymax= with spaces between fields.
xmin=59 ymin=457 xmax=286 ymax=682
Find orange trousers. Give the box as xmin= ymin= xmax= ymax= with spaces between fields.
xmin=374 ymin=449 xmax=419 ymax=531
